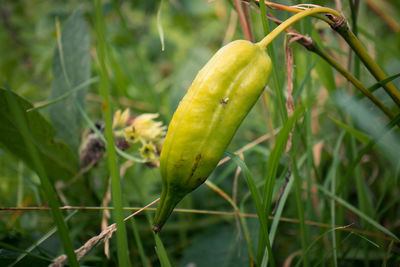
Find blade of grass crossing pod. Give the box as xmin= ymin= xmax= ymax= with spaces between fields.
xmin=316 ymin=184 xmax=399 ymax=240
xmin=257 ymin=106 xmax=305 ymax=264
xmin=5 ymin=88 xmax=78 ymax=266
xmin=94 ymin=0 xmax=130 ymax=266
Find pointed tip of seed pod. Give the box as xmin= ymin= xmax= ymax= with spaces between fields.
xmin=152 ymin=224 xmax=161 ymax=233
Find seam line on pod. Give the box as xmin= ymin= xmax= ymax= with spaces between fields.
xmin=161 ymin=42 xmax=254 ymax=177
xmin=182 ymin=55 xmax=256 ymax=184
xmin=161 ymin=54 xmax=220 ymax=177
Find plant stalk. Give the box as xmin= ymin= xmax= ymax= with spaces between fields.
xmin=256 ymin=7 xmax=341 ymax=49
xmin=309 ymin=42 xmax=395 ymax=121
xmin=332 ymin=20 xmax=400 ymax=107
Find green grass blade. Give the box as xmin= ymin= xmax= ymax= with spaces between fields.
xmin=0 ymin=241 xmax=51 ymax=263
xmin=225 ymin=151 xmax=273 ymax=267
xmin=94 ymin=0 xmax=130 ymax=265
xmin=5 ymin=88 xmax=79 ymax=266
xmin=316 ymin=184 xmax=399 ymax=240
xmin=157 ymin=0 xmax=165 ymax=51
xmin=292 ymin=156 xmax=309 ymax=267
xmin=368 ymin=72 xmax=400 ymax=92
xmin=329 ymin=132 xmax=346 ymax=267
xmin=257 ymin=106 xmax=305 ymax=263
xmin=341 ymin=112 xmax=400 ymax=191
xmin=154 ymin=234 xmax=172 ymax=267
xmin=130 ymin=218 xmax=150 ymax=267
xmin=27 ymin=77 xmax=99 ymax=112
xmin=269 ymin=154 xmax=306 ymax=245
xmin=328 ymin=116 xmax=371 ymax=144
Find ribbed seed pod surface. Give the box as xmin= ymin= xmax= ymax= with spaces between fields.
xmin=153 ymin=40 xmax=272 ymax=232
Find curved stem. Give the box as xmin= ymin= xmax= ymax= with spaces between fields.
xmin=256 ymin=7 xmax=342 ymax=49
xmin=311 ymin=43 xmax=396 ymax=122
xmin=258 ymin=0 xmax=333 ymax=24
xmin=334 ymin=24 xmax=400 ymax=107
xmin=256 ymin=0 xmax=400 ymax=107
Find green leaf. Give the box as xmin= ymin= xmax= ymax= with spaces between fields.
xmin=328 ymin=115 xmax=371 ymax=144
xmin=316 ymin=184 xmax=399 ymax=240
xmin=154 ymin=234 xmax=172 ymax=267
xmin=0 ymin=88 xmax=78 ymax=181
xmin=368 ymin=72 xmax=400 ymax=92
xmin=49 ymin=9 xmax=91 ymax=152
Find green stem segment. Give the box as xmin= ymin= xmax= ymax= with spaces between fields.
xmin=256 ymin=7 xmax=341 ymax=49
xmin=309 ymin=42 xmax=395 ymax=121
xmin=333 ymin=21 xmax=400 ymax=107
xmin=152 ymin=186 xmax=184 ymax=232
xmin=94 ymin=0 xmax=131 ymax=265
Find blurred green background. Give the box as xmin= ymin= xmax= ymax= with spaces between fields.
xmin=0 ymin=0 xmax=399 ymax=266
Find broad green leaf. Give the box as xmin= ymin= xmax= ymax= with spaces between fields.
xmin=0 ymin=88 xmax=78 ymax=181
xmin=49 ymin=9 xmax=91 ymax=152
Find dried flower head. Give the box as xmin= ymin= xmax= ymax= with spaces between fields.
xmin=112 ymin=109 xmax=166 ymax=166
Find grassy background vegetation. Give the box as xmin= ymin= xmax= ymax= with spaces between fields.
xmin=0 ymin=0 xmax=399 ymax=266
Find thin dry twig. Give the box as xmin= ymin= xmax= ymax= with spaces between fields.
xmin=2 ymin=204 xmax=398 ymax=244
xmin=222 ymin=8 xmax=238 ymax=45
xmin=100 ymin=179 xmax=112 ymax=259
xmin=284 ymin=35 xmax=295 ymax=155
xmin=233 ymin=0 xmax=254 ymax=41
xmin=49 ymin=198 xmax=160 ymax=267
xmin=218 ymin=128 xmax=281 ymax=166
xmin=100 ymin=161 xmax=134 ymax=258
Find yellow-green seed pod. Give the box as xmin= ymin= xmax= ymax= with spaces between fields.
xmin=152 ymin=40 xmax=271 ymax=232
